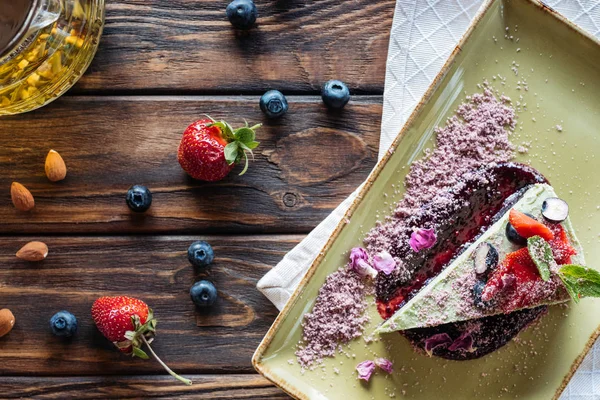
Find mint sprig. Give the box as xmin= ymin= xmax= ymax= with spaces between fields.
xmin=527 ymin=235 xmax=553 ymax=281
xmin=558 ymin=265 xmax=600 ymax=304
xmin=208 ymin=119 xmax=261 ymax=176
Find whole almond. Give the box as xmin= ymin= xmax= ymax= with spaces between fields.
xmin=16 ymin=241 xmax=48 ymax=261
xmin=10 ymin=182 xmax=35 ymax=211
xmin=45 ymin=149 xmax=67 ymax=182
xmin=0 ymin=309 xmax=15 ymax=338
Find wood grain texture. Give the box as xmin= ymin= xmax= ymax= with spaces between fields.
xmin=0 ymin=95 xmax=380 ymax=234
xmin=76 ymin=0 xmax=394 ymax=93
xmin=0 ymin=235 xmax=300 ymax=375
xmin=0 ymin=375 xmax=287 ymax=399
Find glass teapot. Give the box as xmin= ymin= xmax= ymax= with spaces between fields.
xmin=0 ymin=0 xmax=104 ymax=115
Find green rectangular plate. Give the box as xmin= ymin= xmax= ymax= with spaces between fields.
xmin=253 ymin=0 xmax=600 ymax=398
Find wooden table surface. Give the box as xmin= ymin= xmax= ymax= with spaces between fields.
xmin=0 ymin=1 xmax=394 ymax=398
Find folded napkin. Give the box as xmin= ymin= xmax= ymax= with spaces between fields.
xmin=257 ymin=0 xmax=600 ymax=397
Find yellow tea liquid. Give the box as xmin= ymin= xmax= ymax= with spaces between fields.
xmin=0 ymin=0 xmax=104 ymax=115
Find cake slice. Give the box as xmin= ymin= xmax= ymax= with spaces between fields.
xmin=375 ymin=183 xmax=586 ymax=334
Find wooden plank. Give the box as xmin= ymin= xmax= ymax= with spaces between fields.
xmin=0 ymin=235 xmax=300 ymax=375
xmin=76 ymin=0 xmax=395 ymax=93
xmin=0 ymin=375 xmax=287 ymax=399
xmin=0 ymin=95 xmax=380 ymax=234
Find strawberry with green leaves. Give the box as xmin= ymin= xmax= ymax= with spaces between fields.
xmin=178 ymin=117 xmax=261 ymax=181
xmin=91 ymin=296 xmax=192 ymax=386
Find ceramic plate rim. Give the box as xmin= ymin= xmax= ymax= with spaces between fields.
xmin=252 ymin=1 xmax=600 ymax=398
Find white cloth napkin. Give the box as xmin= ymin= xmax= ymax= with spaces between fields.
xmin=257 ymin=0 xmax=600 ymax=397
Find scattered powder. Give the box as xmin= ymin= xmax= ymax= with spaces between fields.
xmin=366 ymin=86 xmax=516 ymax=271
xmin=295 ymin=267 xmax=372 ymax=369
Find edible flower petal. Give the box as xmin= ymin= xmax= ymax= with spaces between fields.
xmin=424 ymin=333 xmax=452 ymax=356
xmin=373 ymin=251 xmax=396 ymax=275
xmin=348 ymin=247 xmax=378 ymax=278
xmin=374 ymin=358 xmax=393 ymax=374
xmin=409 ymin=228 xmax=437 ymax=252
xmin=356 ymin=360 xmax=376 ymax=381
xmin=448 ymin=331 xmax=477 ymax=353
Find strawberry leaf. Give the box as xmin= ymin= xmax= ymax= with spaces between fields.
xmin=245 ymin=141 xmax=260 ymax=150
xmin=132 ymin=347 xmax=150 ymax=359
xmin=239 ymin=152 xmax=249 ymax=176
xmin=527 ymin=236 xmax=552 ymax=281
xmin=558 ymin=265 xmax=600 ymax=303
xmin=224 ymin=142 xmax=239 ymax=165
xmin=234 ymin=127 xmax=255 ymax=143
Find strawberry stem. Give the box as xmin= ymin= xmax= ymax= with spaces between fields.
xmin=141 ymin=335 xmax=192 ymax=386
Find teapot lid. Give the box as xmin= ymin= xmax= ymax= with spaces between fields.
xmin=0 ymin=0 xmax=38 ymax=59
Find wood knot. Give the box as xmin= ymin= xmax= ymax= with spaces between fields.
xmin=283 ymin=192 xmax=298 ymax=207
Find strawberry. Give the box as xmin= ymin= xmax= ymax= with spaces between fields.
xmin=508 ymin=209 xmax=554 ymax=241
xmin=178 ymin=117 xmax=261 ymax=181
xmin=92 ymin=296 xmax=191 ymax=385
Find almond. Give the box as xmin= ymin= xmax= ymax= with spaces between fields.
xmin=16 ymin=241 xmax=48 ymax=261
xmin=10 ymin=182 xmax=35 ymax=211
xmin=0 ymin=309 xmax=15 ymax=338
xmin=45 ymin=149 xmax=67 ymax=182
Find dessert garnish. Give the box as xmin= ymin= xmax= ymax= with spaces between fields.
xmin=126 ymin=185 xmax=153 ymax=213
xmin=10 ymin=182 xmax=34 ymax=211
xmin=409 ymin=228 xmax=437 ymax=252
xmin=527 ymin=236 xmax=553 ymax=281
xmin=508 ymin=209 xmax=554 ymax=241
xmin=50 ymin=311 xmax=78 ymax=338
xmin=260 ymin=90 xmax=288 ymax=119
xmin=356 ymin=360 xmax=375 ymax=381
xmin=0 ymin=309 xmax=15 ymax=338
xmin=45 ymin=150 xmax=67 ymax=182
xmin=188 ymin=241 xmax=215 ymax=268
xmin=557 ymin=265 xmax=600 ymax=304
xmin=541 ymin=197 xmax=569 ymax=222
xmin=374 ymin=358 xmax=394 ymax=374
xmin=92 ymin=296 xmax=192 ymax=385
xmin=473 ymin=243 xmax=499 ymax=277
xmin=178 ymin=117 xmax=261 ymax=181
xmin=349 ymin=247 xmax=377 ymax=278
xmin=16 ymin=241 xmax=48 ymax=262
xmin=373 ymin=251 xmax=396 ymax=275
xmin=424 ymin=333 xmax=452 ymax=356
xmin=190 ymin=280 xmax=218 ymax=307
xmin=321 ymin=80 xmax=350 ymax=110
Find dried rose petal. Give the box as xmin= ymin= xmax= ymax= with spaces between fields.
xmin=348 ymin=247 xmax=377 ymax=278
xmin=356 ymin=360 xmax=376 ymax=381
xmin=448 ymin=331 xmax=476 ymax=352
xmin=424 ymin=333 xmax=452 ymax=356
xmin=409 ymin=228 xmax=437 ymax=252
xmin=374 ymin=358 xmax=393 ymax=374
xmin=373 ymin=251 xmax=396 ymax=275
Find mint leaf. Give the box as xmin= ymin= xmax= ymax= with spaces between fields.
xmin=527 ymin=235 xmax=552 ymax=281
xmin=558 ymin=265 xmax=600 ymax=303
xmin=224 ymin=142 xmax=239 ymax=165
xmin=234 ymin=127 xmax=255 ymax=143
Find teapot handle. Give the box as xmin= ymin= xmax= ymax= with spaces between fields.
xmin=27 ymin=0 xmax=62 ymax=34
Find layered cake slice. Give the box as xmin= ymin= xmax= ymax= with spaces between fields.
xmin=375 ymin=183 xmax=586 ymax=334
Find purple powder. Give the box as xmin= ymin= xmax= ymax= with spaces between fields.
xmin=295 ymin=267 xmax=372 ymax=369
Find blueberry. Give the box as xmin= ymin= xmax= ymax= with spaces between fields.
xmin=472 ymin=281 xmax=489 ymax=308
xmin=190 ymin=280 xmax=218 ymax=307
xmin=473 ymin=242 xmax=499 ymax=278
xmin=259 ymin=90 xmax=288 ymax=119
xmin=50 ymin=311 xmax=78 ymax=338
xmin=505 ymin=212 xmax=535 ymax=245
xmin=541 ymin=197 xmax=569 ymax=222
xmin=187 ymin=241 xmax=214 ymax=268
xmin=226 ymin=0 xmax=257 ymax=30
xmin=126 ymin=185 xmax=152 ymax=213
xmin=321 ymin=80 xmax=350 ymax=109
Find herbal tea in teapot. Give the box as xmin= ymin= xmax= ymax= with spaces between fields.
xmin=0 ymin=0 xmax=104 ymax=115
